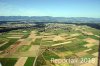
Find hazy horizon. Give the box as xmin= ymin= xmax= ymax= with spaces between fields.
xmin=0 ymin=16 xmax=100 ymax=19
xmin=0 ymin=0 xmax=100 ymax=18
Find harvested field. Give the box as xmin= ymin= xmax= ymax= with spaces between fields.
xmin=84 ymin=44 xmax=95 ymax=48
xmin=53 ymin=36 xmax=65 ymax=41
xmin=92 ymin=52 xmax=98 ymax=57
xmin=10 ymin=52 xmax=38 ymax=58
xmin=82 ymin=31 xmax=94 ymax=35
xmin=7 ymin=37 xmax=22 ymax=38
xmin=84 ymin=49 xmax=92 ymax=52
xmin=57 ymin=51 xmax=73 ymax=57
xmin=80 ymin=63 xmax=94 ymax=66
xmin=84 ymin=38 xmax=98 ymax=44
xmin=28 ymin=31 xmax=36 ymax=39
xmin=14 ymin=57 xmax=28 ymax=66
xmin=28 ymin=45 xmax=40 ymax=52
xmin=54 ymin=63 xmax=71 ymax=66
xmin=51 ymin=41 xmax=71 ymax=46
xmin=70 ymin=33 xmax=80 ymax=37
xmin=19 ymin=38 xmax=32 ymax=45
xmin=75 ymin=52 xmax=87 ymax=57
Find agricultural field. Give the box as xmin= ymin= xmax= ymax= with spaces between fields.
xmin=0 ymin=23 xmax=99 ymax=66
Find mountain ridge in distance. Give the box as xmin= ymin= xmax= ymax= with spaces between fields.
xmin=0 ymin=16 xmax=100 ymax=23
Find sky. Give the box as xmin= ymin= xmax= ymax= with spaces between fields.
xmin=0 ymin=0 xmax=100 ymax=18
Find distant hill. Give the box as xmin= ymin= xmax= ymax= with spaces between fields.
xmin=0 ymin=16 xmax=100 ymax=23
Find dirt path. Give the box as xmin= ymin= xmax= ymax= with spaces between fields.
xmin=33 ymin=31 xmax=45 ymax=66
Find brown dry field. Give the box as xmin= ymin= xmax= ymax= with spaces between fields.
xmin=84 ymin=38 xmax=98 ymax=44
xmin=7 ymin=37 xmax=22 ymax=38
xmin=84 ymin=49 xmax=92 ymax=52
xmin=57 ymin=51 xmax=73 ymax=58
xmin=84 ymin=43 xmax=95 ymax=48
xmin=14 ymin=57 xmax=28 ymax=66
xmin=75 ymin=52 xmax=87 ymax=57
xmin=53 ymin=36 xmax=65 ymax=41
xmin=51 ymin=41 xmax=71 ymax=46
xmin=92 ymin=52 xmax=98 ymax=57
xmin=82 ymin=31 xmax=94 ymax=35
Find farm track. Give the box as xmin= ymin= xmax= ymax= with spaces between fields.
xmin=33 ymin=31 xmax=45 ymax=66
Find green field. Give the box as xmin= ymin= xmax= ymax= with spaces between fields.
xmin=0 ymin=38 xmax=18 ymax=50
xmin=0 ymin=58 xmax=18 ymax=66
xmin=24 ymin=57 xmax=35 ymax=66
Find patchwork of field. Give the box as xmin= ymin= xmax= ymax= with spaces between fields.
xmin=0 ymin=23 xmax=99 ymax=66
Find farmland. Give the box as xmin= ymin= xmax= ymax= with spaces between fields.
xmin=0 ymin=22 xmax=99 ymax=66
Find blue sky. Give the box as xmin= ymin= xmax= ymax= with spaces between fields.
xmin=0 ymin=0 xmax=100 ymax=18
